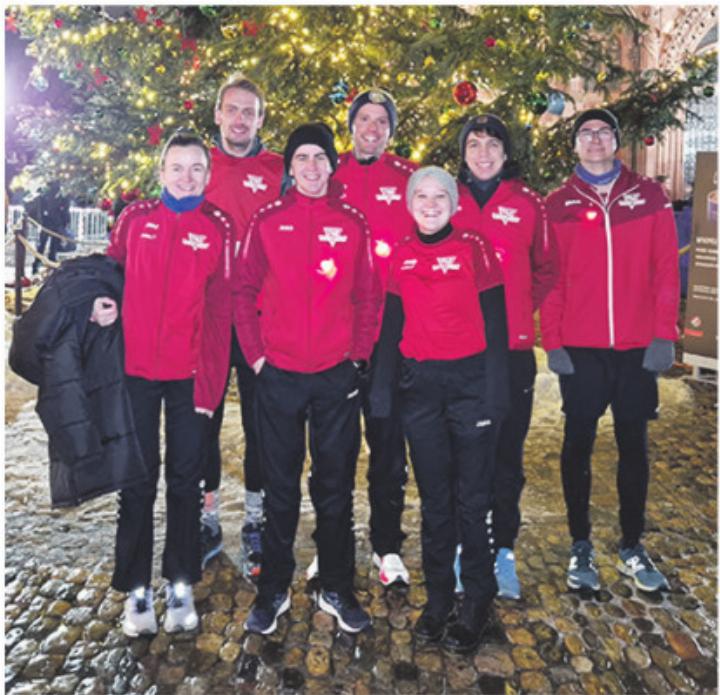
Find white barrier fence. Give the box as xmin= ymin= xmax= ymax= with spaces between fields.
xmin=6 ymin=204 xmax=109 ymax=250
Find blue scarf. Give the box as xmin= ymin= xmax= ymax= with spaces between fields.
xmin=574 ymin=159 xmax=621 ymax=186
xmin=161 ymin=188 xmax=204 ymax=213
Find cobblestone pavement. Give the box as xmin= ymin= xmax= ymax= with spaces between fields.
xmin=5 ymin=351 xmax=717 ymax=694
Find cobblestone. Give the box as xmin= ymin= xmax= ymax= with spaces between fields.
xmin=4 ymin=350 xmax=717 ymax=692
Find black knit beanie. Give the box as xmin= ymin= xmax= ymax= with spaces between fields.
xmin=348 ymin=89 xmax=398 ymax=136
xmin=283 ymin=123 xmax=338 ymax=175
xmin=458 ymin=114 xmax=512 ymax=162
xmin=571 ymin=108 xmax=620 ymax=148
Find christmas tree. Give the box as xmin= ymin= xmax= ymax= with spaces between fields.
xmin=7 ymin=5 xmax=717 ymax=203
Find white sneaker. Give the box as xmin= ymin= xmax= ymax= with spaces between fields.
xmin=122 ymin=587 xmax=158 ymax=637
xmin=372 ymin=553 xmax=410 ymax=587
xmin=164 ymin=582 xmax=199 ymax=633
xmin=305 ymin=554 xmax=319 ymax=582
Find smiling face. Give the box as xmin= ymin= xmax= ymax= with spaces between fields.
xmin=214 ymin=86 xmax=264 ymax=157
xmin=574 ymin=118 xmax=617 ymax=171
xmin=351 ymin=103 xmax=391 ymax=160
xmin=464 ymin=130 xmax=506 ymax=181
xmin=289 ymin=144 xmax=332 ymax=198
xmin=160 ymin=144 xmax=210 ymax=199
xmin=410 ymin=176 xmax=452 ymax=235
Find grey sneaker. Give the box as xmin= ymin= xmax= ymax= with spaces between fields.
xmin=567 ymin=540 xmax=600 ymax=590
xmin=617 ymin=544 xmax=669 ymax=592
xmin=164 ymin=582 xmax=198 ymax=633
xmin=122 ymin=587 xmax=158 ymax=637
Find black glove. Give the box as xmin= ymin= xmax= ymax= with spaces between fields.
xmin=547 ymin=348 xmax=575 ymax=375
xmin=642 ymin=338 xmax=674 ymax=372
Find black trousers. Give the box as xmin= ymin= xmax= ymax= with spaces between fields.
xmin=400 ymin=354 xmax=497 ymax=608
xmin=205 ymin=329 xmax=262 ymax=493
xmin=256 ymin=360 xmax=360 ymax=598
xmin=360 ymin=361 xmax=408 ymax=556
xmin=491 ymin=350 xmax=536 ymax=550
xmin=112 ymin=377 xmax=207 ymax=592
xmin=559 ymin=348 xmax=657 ymax=548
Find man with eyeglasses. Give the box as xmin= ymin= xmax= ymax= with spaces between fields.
xmin=541 ymin=108 xmax=679 ymax=593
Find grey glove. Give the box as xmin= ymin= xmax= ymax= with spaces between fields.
xmin=642 ymin=338 xmax=674 ymax=372
xmin=547 ymin=348 xmax=575 ymax=375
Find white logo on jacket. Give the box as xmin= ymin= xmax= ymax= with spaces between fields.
xmin=376 ymin=186 xmax=401 ymax=205
xmin=144 ymin=222 xmax=160 ymax=230
xmin=432 ymin=256 xmax=461 ymax=274
xmin=181 ymin=233 xmax=209 ymax=251
xmin=618 ymin=192 xmax=646 ymax=209
xmin=243 ymin=174 xmax=267 ymax=193
xmin=564 ymin=199 xmax=581 ymax=207
xmin=400 ymin=259 xmax=417 ymax=271
xmin=278 ymin=224 xmax=294 ymax=232
xmin=319 ymin=227 xmax=347 ymax=247
xmin=491 ymin=206 xmax=520 ymax=225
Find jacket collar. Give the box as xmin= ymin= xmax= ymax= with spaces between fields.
xmin=285 ymin=178 xmax=344 ymax=207
xmin=568 ymin=163 xmax=637 ymax=203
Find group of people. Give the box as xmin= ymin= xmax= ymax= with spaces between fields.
xmin=87 ymin=74 xmax=679 ymax=655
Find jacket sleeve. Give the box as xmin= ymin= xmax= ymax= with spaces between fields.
xmin=193 ymin=228 xmax=232 ymax=412
xmin=368 ymin=292 xmax=404 ymax=419
xmin=539 ymin=206 xmax=566 ymax=351
xmin=652 ymin=193 xmax=681 ymax=341
xmin=106 ymin=204 xmax=134 ymax=266
xmin=480 ymin=285 xmax=510 ymax=419
xmin=530 ymin=199 xmax=561 ymax=311
xmin=234 ymin=214 xmax=268 ymax=367
xmin=350 ymin=224 xmax=383 ymax=361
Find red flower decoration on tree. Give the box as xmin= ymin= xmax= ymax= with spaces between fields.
xmin=643 ymin=135 xmax=655 ymax=146
xmin=93 ymin=68 xmax=109 ymax=86
xmin=154 ymin=18 xmax=164 ymax=28
xmin=134 ymin=7 xmax=148 ymax=23
xmin=54 ymin=18 xmax=64 ymax=29
xmin=5 ymin=15 xmax=19 ymax=33
xmin=181 ymin=36 xmax=197 ymax=52
xmin=100 ymin=198 xmax=113 ymax=211
xmin=242 ymin=20 xmax=260 ymax=37
xmin=192 ymin=53 xmax=201 ymax=71
xmin=147 ymin=123 xmax=164 ymax=146
xmin=484 ymin=37 xmax=497 ymax=48
xmin=345 ymin=87 xmax=359 ymax=104
xmin=183 ymin=99 xmax=194 ymax=111
xmin=452 ymin=81 xmax=478 ymax=106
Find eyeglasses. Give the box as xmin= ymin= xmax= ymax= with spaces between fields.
xmin=577 ymin=127 xmax=615 ymax=143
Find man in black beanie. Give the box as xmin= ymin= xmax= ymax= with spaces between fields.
xmin=320 ymin=90 xmax=417 ymax=590
xmin=541 ymin=108 xmax=679 ymax=593
xmin=236 ymin=123 xmax=381 ymax=635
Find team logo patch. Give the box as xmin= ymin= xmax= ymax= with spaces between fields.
xmin=565 ymin=199 xmax=581 ymax=207
xmin=374 ymin=240 xmax=391 ymax=258
xmin=181 ymin=233 xmax=209 ymax=251
xmin=400 ymin=258 xmax=417 ymax=271
xmin=243 ymin=174 xmax=268 ymax=193
xmin=319 ymin=227 xmax=347 ymax=247
xmin=491 ymin=206 xmax=520 ymax=225
xmin=618 ymin=192 xmax=646 ymax=209
xmin=376 ymin=186 xmax=401 ymax=205
xmin=432 ymin=256 xmax=461 ymax=274
xmin=317 ymin=258 xmax=338 ymax=280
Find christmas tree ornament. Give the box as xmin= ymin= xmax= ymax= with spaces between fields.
xmin=596 ymin=70 xmax=607 ymax=83
xmin=643 ymin=135 xmax=655 ymax=146
xmin=154 ymin=19 xmax=164 ymax=28
xmin=100 ymin=198 xmax=113 ymax=211
xmin=430 ymin=17 xmax=443 ymax=29
xmin=221 ymin=24 xmax=238 ymax=40
xmin=183 ymin=99 xmax=194 ymax=110
xmin=329 ymin=78 xmax=350 ymax=105
xmin=199 ymin=6 xmax=219 ymax=17
xmin=565 ymin=30 xmax=578 ymax=41
xmin=484 ymin=37 xmax=496 ymax=48
xmin=395 ymin=143 xmax=411 ymax=159
xmin=156 ymin=65 xmax=166 ymax=74
xmin=453 ymin=80 xmax=478 ymax=106
xmin=54 ymin=18 xmax=64 ymax=28
xmin=242 ymin=20 xmax=260 ymax=37
xmin=345 ymin=87 xmax=358 ymax=103
xmin=93 ymin=68 xmax=109 ymax=86
xmin=526 ymin=91 xmax=548 ymax=115
xmin=134 ymin=7 xmax=148 ymax=23
xmin=192 ymin=53 xmax=201 ymax=71
xmin=581 ymin=21 xmax=592 ymax=30
xmin=31 ymin=73 xmax=49 ymax=92
xmin=546 ymin=90 xmax=565 ymax=116
xmin=424 ymin=55 xmax=436 ymax=69
xmin=181 ymin=36 xmax=198 ymax=52
xmin=528 ymin=7 xmax=542 ymax=21
xmin=147 ymin=123 xmax=164 ymax=146
xmin=703 ymin=85 xmax=715 ymax=98
xmin=534 ymin=70 xmax=550 ymax=83
xmin=5 ymin=14 xmax=19 ymax=33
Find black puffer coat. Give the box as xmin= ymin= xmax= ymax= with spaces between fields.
xmin=9 ymin=254 xmax=147 ymax=507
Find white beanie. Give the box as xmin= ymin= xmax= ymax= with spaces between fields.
xmin=406 ymin=166 xmax=459 ymax=214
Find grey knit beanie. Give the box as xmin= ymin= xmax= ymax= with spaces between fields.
xmin=406 ymin=166 xmax=459 ymax=214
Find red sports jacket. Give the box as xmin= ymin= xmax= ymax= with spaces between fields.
xmin=540 ymin=165 xmax=680 ymax=351
xmin=235 ymin=182 xmax=382 ymax=373
xmin=107 ymin=198 xmax=232 ymax=410
xmin=386 ymin=227 xmax=504 ymax=361
xmin=453 ymin=179 xmax=560 ymax=350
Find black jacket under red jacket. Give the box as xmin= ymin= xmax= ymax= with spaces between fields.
xmin=9 ymin=255 xmax=147 ymax=508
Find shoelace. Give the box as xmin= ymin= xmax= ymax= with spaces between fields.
xmin=571 ymin=546 xmax=594 ymax=570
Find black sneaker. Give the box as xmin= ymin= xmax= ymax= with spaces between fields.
xmin=241 ymin=522 xmax=263 ymax=582
xmin=317 ymin=590 xmax=371 ymax=633
xmin=414 ymin=601 xmax=452 ymax=643
xmin=244 ymin=591 xmax=291 ymax=635
xmin=200 ymin=520 xmax=223 ymax=570
xmin=442 ymin=597 xmax=490 ymax=655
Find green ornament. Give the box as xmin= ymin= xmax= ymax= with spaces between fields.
xmin=565 ymin=30 xmax=578 ymax=41
xmin=430 ymin=17 xmax=442 ymax=29
xmin=526 ymin=91 xmax=548 ymax=115
xmin=703 ymin=85 xmax=715 ymax=98
xmin=395 ymin=143 xmax=411 ymax=159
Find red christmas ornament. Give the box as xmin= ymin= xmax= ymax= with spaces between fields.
xmin=242 ymin=20 xmax=260 ymax=37
xmin=484 ymin=37 xmax=497 ymax=48
xmin=134 ymin=7 xmax=148 ymax=23
xmin=147 ymin=123 xmax=164 ymax=146
xmin=183 ymin=99 xmax=194 ymax=111
xmin=54 ymin=18 xmax=64 ymax=29
xmin=453 ymin=81 xmax=478 ymax=106
xmin=181 ymin=36 xmax=197 ymax=52
xmin=643 ymin=135 xmax=655 ymax=146
xmin=5 ymin=15 xmax=18 ymax=33
xmin=76 ymin=61 xmax=84 ymax=69
xmin=93 ymin=67 xmax=109 ymax=86
xmin=345 ymin=87 xmax=359 ymax=104
xmin=150 ymin=6 xmax=157 ymax=14
xmin=192 ymin=53 xmax=201 ymax=71
xmin=154 ymin=18 xmax=164 ymax=28
xmin=100 ymin=198 xmax=113 ymax=211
